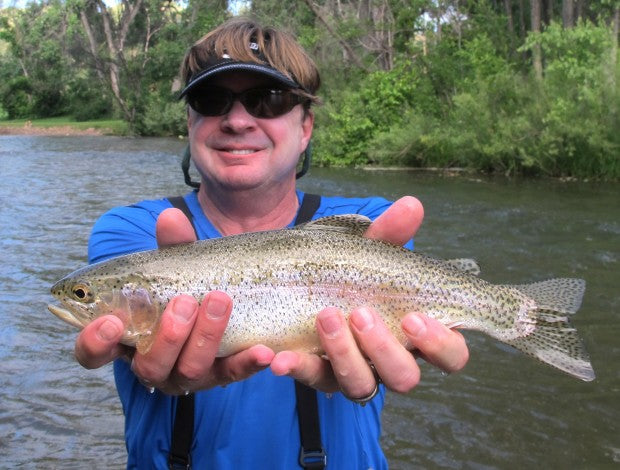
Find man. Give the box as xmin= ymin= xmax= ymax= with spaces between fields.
xmin=75 ymin=18 xmax=468 ymax=469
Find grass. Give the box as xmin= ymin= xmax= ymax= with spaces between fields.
xmin=0 ymin=116 xmax=128 ymax=135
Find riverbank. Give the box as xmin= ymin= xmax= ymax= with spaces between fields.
xmin=0 ymin=123 xmax=104 ymax=136
xmin=0 ymin=117 xmax=127 ymax=136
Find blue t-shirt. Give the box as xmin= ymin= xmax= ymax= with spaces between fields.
xmin=88 ymin=190 xmax=414 ymax=469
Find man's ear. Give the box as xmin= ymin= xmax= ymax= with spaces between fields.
xmin=300 ymin=110 xmax=314 ymax=150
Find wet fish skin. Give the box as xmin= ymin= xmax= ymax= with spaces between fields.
xmin=48 ymin=215 xmax=595 ymax=382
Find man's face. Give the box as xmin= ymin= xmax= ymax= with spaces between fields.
xmin=187 ymin=72 xmax=313 ymax=192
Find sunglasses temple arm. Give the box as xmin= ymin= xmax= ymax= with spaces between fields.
xmin=296 ymin=141 xmax=312 ymax=179
xmin=182 ymin=145 xmax=201 ymax=189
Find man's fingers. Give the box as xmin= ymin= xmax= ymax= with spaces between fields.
xmin=364 ymin=196 xmax=424 ymax=245
xmin=349 ymin=307 xmax=421 ymax=394
xmin=314 ymin=307 xmax=378 ymax=398
xmin=271 ymin=350 xmax=337 ymax=392
xmin=172 ymin=291 xmax=234 ymax=388
xmin=131 ymin=295 xmax=198 ymax=386
xmin=156 ymin=207 xmax=197 ymax=247
xmin=402 ymin=313 xmax=469 ymax=373
xmin=74 ymin=315 xmax=125 ymax=369
xmin=213 ymin=345 xmax=275 ymax=386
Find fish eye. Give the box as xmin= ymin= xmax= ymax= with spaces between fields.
xmin=72 ymin=284 xmax=93 ymax=302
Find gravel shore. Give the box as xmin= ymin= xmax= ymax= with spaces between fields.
xmin=0 ymin=123 xmax=105 ymax=136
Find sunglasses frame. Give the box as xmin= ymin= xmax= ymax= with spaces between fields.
xmin=186 ymin=85 xmax=307 ymax=119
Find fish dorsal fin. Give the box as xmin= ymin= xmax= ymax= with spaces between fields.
xmin=296 ymin=214 xmax=372 ymax=236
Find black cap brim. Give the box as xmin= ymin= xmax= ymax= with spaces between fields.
xmin=179 ymin=61 xmax=300 ymax=98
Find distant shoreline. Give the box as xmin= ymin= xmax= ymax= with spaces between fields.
xmin=0 ymin=124 xmax=105 ymax=136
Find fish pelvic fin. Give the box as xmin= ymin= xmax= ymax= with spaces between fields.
xmin=134 ymin=334 xmax=155 ymax=355
xmin=504 ymin=278 xmax=595 ymax=381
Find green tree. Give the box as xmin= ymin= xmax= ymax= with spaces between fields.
xmin=0 ymin=0 xmax=71 ymax=118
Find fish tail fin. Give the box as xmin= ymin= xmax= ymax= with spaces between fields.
xmin=504 ymin=278 xmax=595 ymax=382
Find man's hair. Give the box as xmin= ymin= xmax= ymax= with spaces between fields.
xmin=180 ymin=18 xmax=321 ymax=104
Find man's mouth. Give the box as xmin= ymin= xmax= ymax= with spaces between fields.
xmin=225 ymin=149 xmax=256 ymax=155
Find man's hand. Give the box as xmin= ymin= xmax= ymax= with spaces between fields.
xmin=74 ymin=208 xmax=274 ymax=395
xmin=270 ymin=196 xmax=469 ymax=399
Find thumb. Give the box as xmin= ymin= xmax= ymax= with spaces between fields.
xmin=156 ymin=208 xmax=197 ymax=247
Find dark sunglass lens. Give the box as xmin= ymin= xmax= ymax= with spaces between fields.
xmin=188 ymin=88 xmax=232 ymax=116
xmin=189 ymin=87 xmax=303 ymax=118
xmin=244 ymin=89 xmax=299 ymax=118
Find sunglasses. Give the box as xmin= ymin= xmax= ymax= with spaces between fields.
xmin=187 ymin=86 xmax=306 ymax=119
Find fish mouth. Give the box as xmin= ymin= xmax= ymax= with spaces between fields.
xmin=48 ymin=304 xmax=86 ymax=330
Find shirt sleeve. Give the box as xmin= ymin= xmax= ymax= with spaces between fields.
xmin=88 ymin=200 xmax=170 ymax=264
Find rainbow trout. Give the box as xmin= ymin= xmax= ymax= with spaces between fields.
xmin=48 ymin=215 xmax=595 ymax=381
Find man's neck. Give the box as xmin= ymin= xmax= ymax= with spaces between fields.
xmin=197 ymin=181 xmax=299 ymax=236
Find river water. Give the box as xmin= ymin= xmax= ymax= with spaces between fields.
xmin=0 ymin=136 xmax=618 ymax=469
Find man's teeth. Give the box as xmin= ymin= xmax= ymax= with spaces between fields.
xmin=227 ymin=149 xmax=255 ymax=155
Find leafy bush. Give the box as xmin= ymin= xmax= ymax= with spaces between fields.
xmin=2 ymin=76 xmax=33 ymax=119
xmin=66 ymin=76 xmax=114 ymax=121
xmin=134 ymin=92 xmax=187 ymax=137
xmin=314 ymin=61 xmax=436 ymax=166
xmin=521 ymin=21 xmax=619 ymax=178
xmin=315 ymin=22 xmax=619 ymax=179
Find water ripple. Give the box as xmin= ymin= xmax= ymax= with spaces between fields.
xmin=1 ymin=138 xmax=619 ymax=468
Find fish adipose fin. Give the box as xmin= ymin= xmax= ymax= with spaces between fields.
xmin=297 ymin=214 xmax=372 ymax=236
xmin=445 ymin=258 xmax=481 ymax=276
xmin=504 ymin=278 xmax=595 ymax=382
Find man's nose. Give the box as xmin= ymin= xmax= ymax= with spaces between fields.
xmin=220 ymin=99 xmax=256 ymax=132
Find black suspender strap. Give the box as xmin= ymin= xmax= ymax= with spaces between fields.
xmin=166 ymin=193 xmax=324 ymax=470
xmin=292 ymin=193 xmax=326 ymax=470
xmin=168 ymin=394 xmax=194 ymax=470
xmin=167 ymin=195 xmax=197 ymax=470
xmin=295 ymin=380 xmax=327 ymax=469
xmin=293 ymin=193 xmax=321 ymax=226
xmin=167 ymin=195 xmax=199 ymax=240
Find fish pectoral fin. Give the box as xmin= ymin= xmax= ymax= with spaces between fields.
xmin=296 ymin=214 xmax=372 ymax=236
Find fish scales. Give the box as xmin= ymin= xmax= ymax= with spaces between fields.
xmin=145 ymin=229 xmax=523 ymax=353
xmin=48 ymin=214 xmax=595 ymax=381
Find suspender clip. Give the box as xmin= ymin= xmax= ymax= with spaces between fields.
xmin=298 ymin=447 xmax=327 ymax=469
xmin=168 ymin=453 xmax=191 ymax=470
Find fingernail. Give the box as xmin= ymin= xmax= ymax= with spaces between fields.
xmin=402 ymin=314 xmax=427 ymax=338
xmin=350 ymin=307 xmax=375 ymax=333
xmin=173 ymin=296 xmax=197 ymax=322
xmin=205 ymin=295 xmax=229 ymax=320
xmin=318 ymin=309 xmax=343 ymax=339
xmin=98 ymin=319 xmax=121 ymax=342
